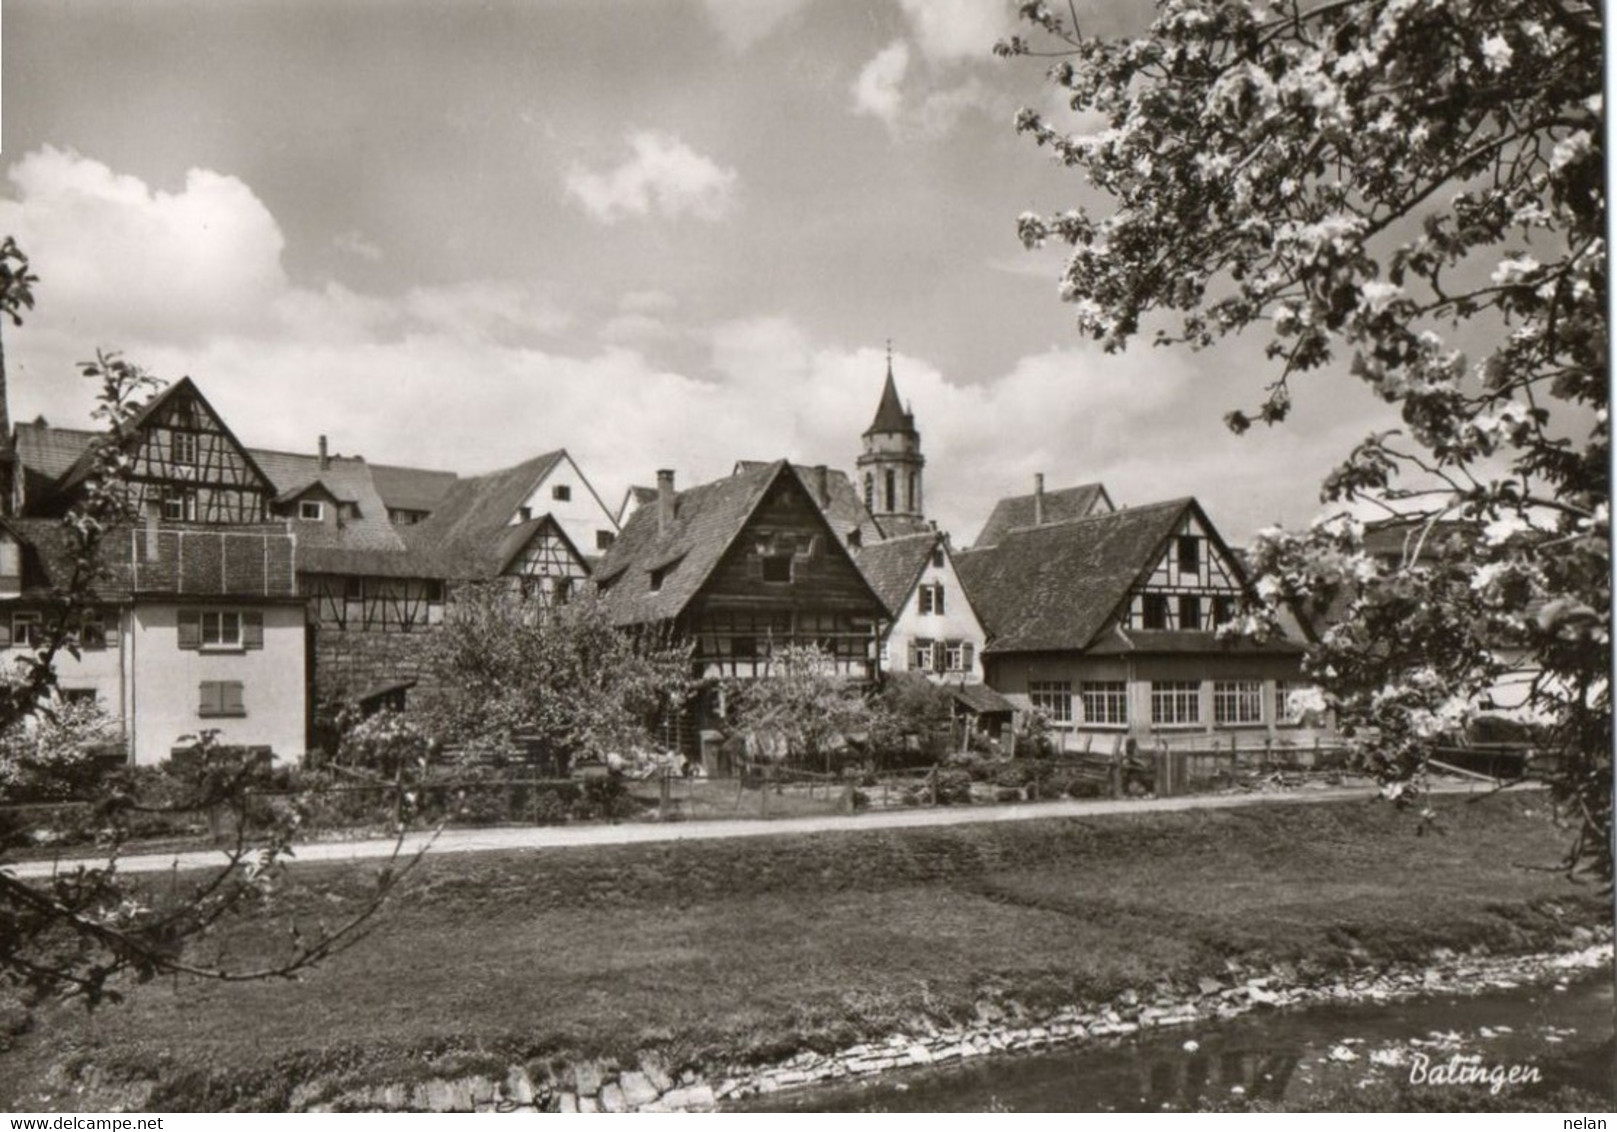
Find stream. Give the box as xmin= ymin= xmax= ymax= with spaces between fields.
xmin=737 ymin=973 xmax=1614 ymax=1112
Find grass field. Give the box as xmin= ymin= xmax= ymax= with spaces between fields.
xmin=1 ymin=791 xmax=1604 ymax=1111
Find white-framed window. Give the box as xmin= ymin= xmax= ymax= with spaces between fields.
xmin=945 ymin=641 xmax=965 ymax=672
xmin=171 ymin=431 xmax=198 ymax=467
xmin=1029 ymin=680 xmax=1073 ymax=724
xmin=1275 ymin=681 xmax=1321 ymax=725
xmin=1081 ymin=681 xmax=1128 ymax=726
xmin=298 ymin=499 xmax=325 ymax=522
xmin=1213 ymin=680 xmax=1263 ymax=725
xmin=198 ymin=680 xmax=245 ymax=718
xmin=1151 ymin=681 xmax=1201 ymax=726
xmin=202 ymin=611 xmax=242 ymax=648
xmin=12 ymin=612 xmax=41 ymax=648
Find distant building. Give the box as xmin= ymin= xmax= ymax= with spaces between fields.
xmin=855 ymin=356 xmax=931 ymax=539
xmin=956 ymin=496 xmax=1320 ymax=747
xmin=855 ymin=530 xmax=986 ymax=684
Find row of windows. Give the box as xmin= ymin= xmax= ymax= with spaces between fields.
xmin=909 ymin=638 xmax=975 ymax=673
xmin=2 ymin=612 xmax=109 ymax=650
xmin=1136 ymin=592 xmax=1239 ymax=631
xmin=1027 ymin=680 xmax=1316 ymax=727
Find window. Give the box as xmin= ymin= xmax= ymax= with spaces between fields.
xmin=79 ymin=613 xmax=108 ymax=651
xmin=760 ymin=555 xmax=792 ymax=583
xmin=1029 ymin=681 xmax=1073 ymax=724
xmin=1213 ymin=681 xmax=1263 ymax=725
xmin=1179 ymin=594 xmax=1202 ymax=630
xmin=423 ymin=580 xmax=444 ymax=603
xmin=863 ymin=473 xmax=874 ymax=510
xmin=552 ymin=485 xmax=572 ymax=501
xmin=517 ymin=506 xmax=532 ymax=522
xmin=198 ymin=680 xmax=245 ymax=718
xmin=554 ymin=577 xmax=574 ymax=604
xmin=298 ymin=500 xmax=325 ymax=522
xmin=1213 ymin=595 xmax=1238 ymax=626
xmin=12 ymin=612 xmax=41 ymax=648
xmin=596 ymin=530 xmax=616 ymax=551
xmin=162 ymin=490 xmax=196 ymax=522
xmin=171 ymin=431 xmax=198 ymax=466
xmin=1141 ymin=593 xmax=1169 ymax=629
xmin=1151 ymin=681 xmax=1201 ymax=726
xmin=847 ymin=529 xmax=862 ymax=550
xmin=61 ymin=688 xmax=97 ymax=707
xmin=946 ymin=641 xmax=965 ymax=672
xmin=884 ymin=469 xmax=896 ymax=512
xmin=1275 ymin=681 xmax=1320 ymax=725
xmin=202 ymin=611 xmax=242 ymax=648
xmin=907 ymin=472 xmax=917 ymax=511
xmin=911 ymin=638 xmax=935 ymax=671
xmin=178 ymin=609 xmax=264 ymax=651
xmin=1177 ymin=535 xmax=1200 ymax=574
xmin=649 ymin=565 xmax=668 ymax=592
xmin=918 ymin=582 xmax=945 ymax=615
xmin=879 ymin=638 xmax=890 ymax=668
xmin=1081 ymin=681 xmax=1128 ymax=726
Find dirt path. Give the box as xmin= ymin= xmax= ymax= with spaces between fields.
xmin=6 ymin=779 xmax=1497 ymax=879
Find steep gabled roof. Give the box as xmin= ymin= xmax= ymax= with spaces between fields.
xmin=731 ymin=460 xmax=886 ymax=548
xmin=852 ymin=530 xmax=938 ymax=617
xmin=971 ymin=481 xmax=1114 ymax=549
xmin=13 ymin=422 xmax=96 ymax=482
xmin=595 ymin=460 xmax=886 ymax=628
xmin=490 ymin=513 xmax=587 ymax=579
xmin=400 ymin=450 xmax=570 ymax=580
xmin=371 ymin=463 xmax=459 ymax=514
xmin=955 ymin=499 xmax=1193 ymax=653
xmin=55 ymin=377 xmax=277 ymax=500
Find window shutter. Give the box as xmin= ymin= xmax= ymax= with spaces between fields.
xmin=932 ymin=641 xmax=946 ymax=671
xmin=178 ymin=610 xmax=202 ymax=649
xmin=223 ymin=682 xmax=245 ymax=715
xmin=962 ymin=642 xmax=975 ymax=671
xmin=198 ymin=681 xmax=220 ymax=715
xmin=935 ymin=584 xmax=945 ymax=614
xmin=243 ymin=610 xmax=264 ymax=649
xmin=0 ymin=621 xmax=11 ymax=648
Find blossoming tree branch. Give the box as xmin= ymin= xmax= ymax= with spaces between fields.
xmin=1000 ymin=0 xmax=1607 ymax=877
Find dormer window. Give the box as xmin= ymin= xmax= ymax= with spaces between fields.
xmin=299 ymin=500 xmax=325 ymax=522
xmin=649 ymin=566 xmax=668 ymax=592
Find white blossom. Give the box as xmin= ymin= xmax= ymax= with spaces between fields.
xmin=1479 ymin=35 xmax=1513 ymax=72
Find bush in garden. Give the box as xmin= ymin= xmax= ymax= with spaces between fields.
xmin=934 ymin=769 xmax=973 ymax=806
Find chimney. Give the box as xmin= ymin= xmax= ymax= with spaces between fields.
xmin=318 ymin=435 xmax=330 ymax=471
xmin=1033 ymin=473 xmax=1046 ymax=526
xmin=810 ymin=464 xmax=830 ymax=508
xmin=656 ymin=469 xmax=675 ymax=534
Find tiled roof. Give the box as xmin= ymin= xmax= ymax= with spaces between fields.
xmin=971 ymin=482 xmax=1113 ymax=549
xmin=14 ymin=421 xmax=96 ymax=481
xmin=852 ymin=531 xmax=937 ymax=616
xmin=943 ymin=683 xmax=1016 ymax=715
xmin=955 ymin=499 xmax=1192 ymax=654
xmin=371 ymin=463 xmax=459 ymax=514
xmin=1085 ymin=626 xmax=1302 ymax=656
xmin=6 ymin=518 xmax=299 ymax=600
xmin=617 ymin=485 xmax=658 ymax=525
xmin=595 ymin=460 xmax=797 ymax=626
xmin=400 ymin=450 xmax=569 ymax=580
xmin=251 ymin=449 xmax=407 ymax=557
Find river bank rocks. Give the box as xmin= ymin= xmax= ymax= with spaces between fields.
xmin=286 ymin=931 xmax=1610 ymax=1112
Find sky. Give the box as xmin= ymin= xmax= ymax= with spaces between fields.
xmin=0 ymin=0 xmax=1408 ymax=546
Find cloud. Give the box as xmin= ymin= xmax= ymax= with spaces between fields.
xmin=333 ymin=229 xmax=383 ymax=262
xmin=851 ymin=41 xmax=910 ymax=125
xmin=564 ymin=132 xmax=738 ymax=224
xmin=699 ymin=0 xmax=812 ymax=51
xmin=0 ymin=147 xmax=1394 ymax=548
xmin=896 ymin=0 xmax=1015 ymax=64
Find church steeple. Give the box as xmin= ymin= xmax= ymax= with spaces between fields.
xmin=856 ymin=343 xmax=927 ymax=534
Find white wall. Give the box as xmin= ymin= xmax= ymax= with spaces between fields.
xmin=883 ymin=547 xmax=986 ymax=683
xmin=129 ymin=602 xmax=307 ymax=766
xmin=514 ymin=453 xmax=620 ymax=557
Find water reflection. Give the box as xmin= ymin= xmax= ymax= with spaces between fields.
xmin=737 ymin=976 xmax=1612 ymax=1112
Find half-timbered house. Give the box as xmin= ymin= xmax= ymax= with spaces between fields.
xmin=594 ymin=461 xmax=890 ymax=754
xmin=956 ymin=497 xmax=1323 ymax=747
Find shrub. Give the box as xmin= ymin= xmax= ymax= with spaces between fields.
xmin=934 ymin=769 xmax=973 ymax=806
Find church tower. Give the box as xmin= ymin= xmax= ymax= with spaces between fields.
xmin=856 ymin=348 xmax=928 ymax=536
